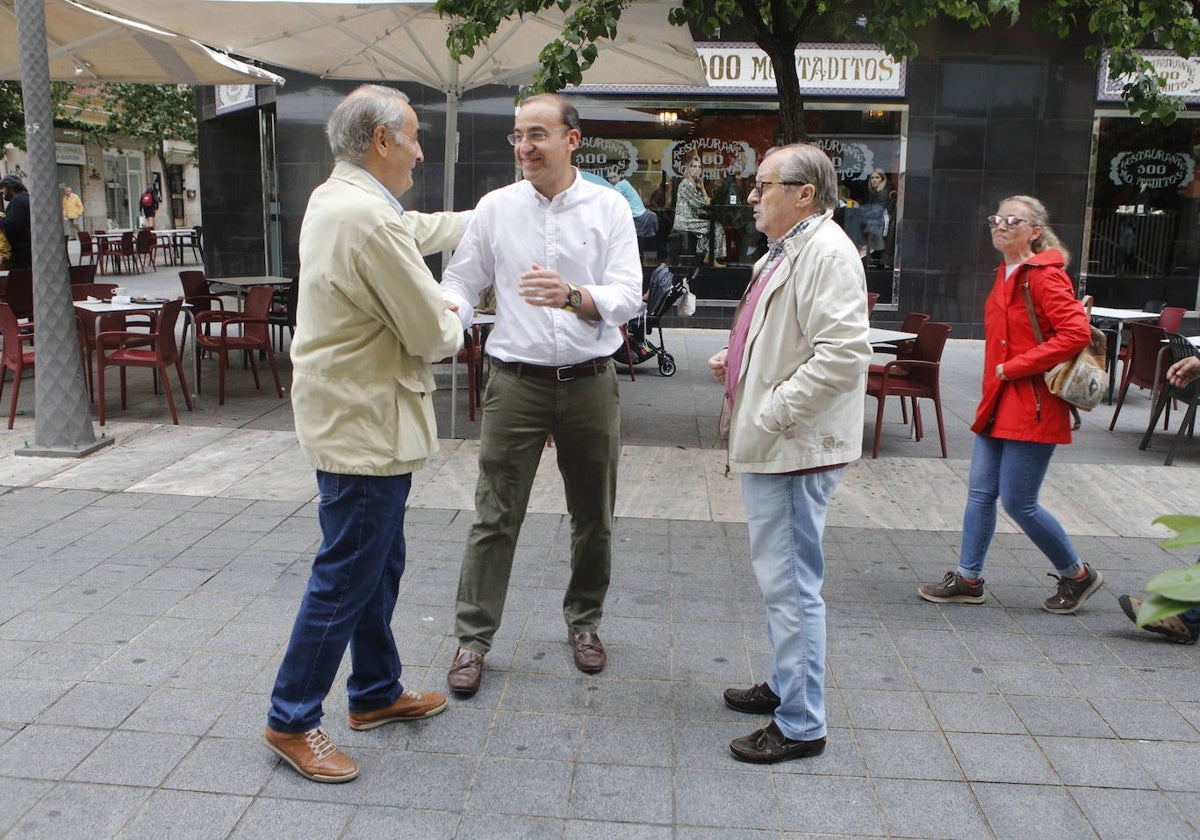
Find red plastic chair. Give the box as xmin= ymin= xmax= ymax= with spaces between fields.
xmin=76 ymin=231 xmax=98 ymax=267
xmin=867 ymin=292 xmax=880 ymax=314
xmin=0 ymin=302 xmax=34 ymax=428
xmin=96 ymin=298 xmax=192 ymax=425
xmin=1109 ymin=321 xmax=1170 ymax=431
xmin=179 ymin=269 xmax=236 ymax=350
xmin=866 ymin=321 xmax=952 ymax=458
xmin=194 ymin=285 xmax=283 ymax=405
xmin=870 ymin=312 xmax=931 ymax=424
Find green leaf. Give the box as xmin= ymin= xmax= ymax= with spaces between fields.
xmin=1145 ymin=564 xmax=1200 ymax=602
xmin=1136 ymin=593 xmax=1196 ymax=627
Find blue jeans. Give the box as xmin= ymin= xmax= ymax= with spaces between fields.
xmin=741 ymin=468 xmax=844 ymax=742
xmin=267 ymin=471 xmax=411 ymax=733
xmin=958 ymin=434 xmax=1083 ymax=581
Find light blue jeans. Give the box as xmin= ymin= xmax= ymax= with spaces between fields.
xmin=958 ymin=434 xmax=1083 ymax=581
xmin=741 ymin=467 xmax=844 ymax=742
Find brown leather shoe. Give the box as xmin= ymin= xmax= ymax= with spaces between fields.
xmin=447 ymin=647 xmax=484 ymax=696
xmin=569 ymin=631 xmax=606 ymax=673
xmin=347 ymin=689 xmax=448 ymax=731
xmin=263 ymin=726 xmax=358 ymax=783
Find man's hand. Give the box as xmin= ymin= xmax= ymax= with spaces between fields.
xmin=444 ymin=300 xmax=459 ymax=313
xmin=708 ymin=347 xmax=729 ymax=384
xmin=518 ymin=263 xmax=568 ymax=308
xmin=1168 ymin=355 xmax=1200 ymax=388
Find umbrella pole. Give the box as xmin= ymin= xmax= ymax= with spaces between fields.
xmin=442 ymin=88 xmax=459 ymax=213
xmin=13 ymin=0 xmax=111 ymax=457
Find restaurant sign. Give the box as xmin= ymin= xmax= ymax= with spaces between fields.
xmin=215 ymin=85 xmax=256 ymax=114
xmin=1098 ymin=50 xmax=1200 ymax=103
xmin=1108 ymin=149 xmax=1195 ymax=190
xmin=697 ymin=42 xmax=904 ymax=96
xmin=662 ymin=139 xmax=757 ymax=180
xmin=55 ymin=143 xmax=86 ymax=166
xmin=576 ymin=137 xmax=639 ymax=180
xmin=811 ymin=139 xmax=875 ymax=181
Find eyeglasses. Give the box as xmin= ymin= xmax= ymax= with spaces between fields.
xmin=506 ymin=128 xmax=569 ymax=146
xmin=987 ymin=214 xmax=1031 ymax=229
xmin=751 ymin=180 xmax=805 ymax=197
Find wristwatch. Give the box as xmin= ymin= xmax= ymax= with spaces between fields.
xmin=562 ymin=284 xmax=583 ymax=312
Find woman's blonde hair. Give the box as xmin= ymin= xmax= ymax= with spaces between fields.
xmin=1003 ymin=195 xmax=1070 ymax=267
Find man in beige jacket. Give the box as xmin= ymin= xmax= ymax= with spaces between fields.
xmin=708 ymin=144 xmax=871 ymax=763
xmin=263 ymin=84 xmax=468 ymax=784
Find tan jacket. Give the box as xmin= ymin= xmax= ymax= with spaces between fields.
xmin=291 ymin=161 xmax=466 ymax=476
xmin=726 ymin=210 xmax=872 ymax=473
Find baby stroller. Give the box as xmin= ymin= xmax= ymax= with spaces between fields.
xmin=613 ymin=262 xmax=692 ymax=377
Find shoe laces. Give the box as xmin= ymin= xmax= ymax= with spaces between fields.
xmin=401 ymin=689 xmax=424 ymax=701
xmin=304 ymin=728 xmax=338 ymax=761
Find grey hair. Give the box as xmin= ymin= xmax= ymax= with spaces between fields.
xmin=326 ymin=84 xmax=411 ymax=164
xmin=771 ymin=144 xmax=838 ymax=212
xmin=1002 ymin=195 xmax=1071 ymax=267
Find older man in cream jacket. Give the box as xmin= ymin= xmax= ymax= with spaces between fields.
xmin=263 ymin=84 xmax=467 ymax=785
xmin=709 ymin=144 xmax=871 ymax=764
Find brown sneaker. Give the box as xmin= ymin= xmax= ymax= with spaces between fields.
xmin=263 ymin=726 xmax=358 ymax=783
xmin=348 ymin=689 xmax=448 ymax=730
xmin=447 ymin=648 xmax=485 ymax=696
xmin=1043 ymin=565 xmax=1104 ymax=614
xmin=1119 ymin=594 xmax=1200 ymax=644
xmin=918 ymin=571 xmax=985 ymax=604
xmin=569 ymin=631 xmax=606 ymax=673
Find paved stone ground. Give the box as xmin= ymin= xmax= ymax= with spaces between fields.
xmin=3 ymin=489 xmax=1200 ymax=837
xmin=1 ymin=251 xmax=1200 ymax=837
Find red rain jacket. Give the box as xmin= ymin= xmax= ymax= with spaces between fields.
xmin=971 ymin=249 xmax=1092 ymax=444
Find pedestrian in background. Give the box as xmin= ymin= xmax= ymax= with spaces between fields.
xmin=708 ymin=144 xmax=871 ymax=763
xmin=263 ymin=84 xmax=468 ymax=784
xmin=919 ymin=196 xmax=1102 ymax=613
xmin=0 ymin=174 xmax=31 ymax=270
xmin=62 ymin=186 xmax=84 ymax=240
xmin=440 ymin=92 xmax=642 ymax=697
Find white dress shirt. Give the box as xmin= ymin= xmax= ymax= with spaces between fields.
xmin=441 ymin=170 xmax=643 ymax=366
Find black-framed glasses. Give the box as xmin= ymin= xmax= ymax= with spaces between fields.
xmin=752 ymin=180 xmax=805 ymax=197
xmin=506 ymin=128 xmax=569 ymax=146
xmin=987 ymin=214 xmax=1031 ymax=229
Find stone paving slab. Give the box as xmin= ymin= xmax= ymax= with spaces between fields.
xmin=0 ymin=485 xmax=1197 ymax=837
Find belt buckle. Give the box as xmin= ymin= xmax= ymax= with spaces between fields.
xmin=555 ymin=365 xmax=576 ymax=382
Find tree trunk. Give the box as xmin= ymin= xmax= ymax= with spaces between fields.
xmin=766 ymin=43 xmax=807 ymax=143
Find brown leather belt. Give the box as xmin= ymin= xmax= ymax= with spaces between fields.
xmin=490 ymin=356 xmax=611 ymax=382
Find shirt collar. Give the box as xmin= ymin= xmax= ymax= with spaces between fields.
xmin=764 ymin=212 xmax=821 ymax=266
xmin=353 ymin=163 xmax=406 ymax=216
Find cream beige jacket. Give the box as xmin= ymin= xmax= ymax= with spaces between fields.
xmin=726 ymin=210 xmax=872 ymax=473
xmin=292 ymin=161 xmax=466 ymax=476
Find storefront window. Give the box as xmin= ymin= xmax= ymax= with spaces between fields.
xmin=575 ymin=102 xmax=904 ymax=302
xmin=1083 ymin=114 xmax=1200 ymax=310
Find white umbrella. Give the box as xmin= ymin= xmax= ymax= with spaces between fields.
xmin=83 ymin=0 xmax=705 ymax=208
xmin=0 ymin=0 xmax=285 ymax=84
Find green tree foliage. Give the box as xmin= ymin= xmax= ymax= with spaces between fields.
xmin=88 ymin=83 xmax=196 ymax=167
xmin=0 ymin=81 xmax=81 ymax=148
xmin=435 ymin=0 xmax=1200 ymax=142
xmin=0 ymin=82 xmax=195 ymax=161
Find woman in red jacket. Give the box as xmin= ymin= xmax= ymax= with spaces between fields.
xmin=919 ymin=195 xmax=1103 ymax=613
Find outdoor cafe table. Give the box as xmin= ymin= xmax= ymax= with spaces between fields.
xmin=74 ymin=298 xmax=199 ymax=398
xmin=1090 ymin=306 xmax=1161 ymax=403
xmin=868 ymin=327 xmax=917 ymax=347
xmin=153 ymin=229 xmax=201 ymax=266
xmin=208 ymin=275 xmax=291 ymax=309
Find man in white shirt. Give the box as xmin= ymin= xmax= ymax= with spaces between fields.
xmin=440 ymin=93 xmax=643 ymax=696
